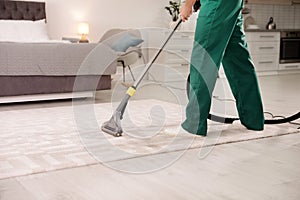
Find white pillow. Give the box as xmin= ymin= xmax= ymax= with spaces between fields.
xmin=0 ymin=19 xmax=50 ymax=42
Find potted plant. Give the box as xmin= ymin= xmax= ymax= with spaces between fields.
xmin=165 ymin=1 xmax=181 ymax=29
xmin=165 ymin=1 xmax=180 ymax=22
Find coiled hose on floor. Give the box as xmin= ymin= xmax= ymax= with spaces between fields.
xmin=186 ymin=74 xmax=300 ymax=125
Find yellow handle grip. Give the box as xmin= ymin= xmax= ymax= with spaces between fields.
xmin=126 ymin=87 xmax=136 ymax=97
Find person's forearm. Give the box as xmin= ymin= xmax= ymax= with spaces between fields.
xmin=183 ymin=0 xmax=197 ymax=8
xmin=180 ymin=0 xmax=197 ymax=22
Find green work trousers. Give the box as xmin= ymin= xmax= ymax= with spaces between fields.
xmin=182 ymin=0 xmax=265 ymax=136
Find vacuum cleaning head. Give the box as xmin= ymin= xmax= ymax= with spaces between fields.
xmin=101 ymin=111 xmax=123 ymax=137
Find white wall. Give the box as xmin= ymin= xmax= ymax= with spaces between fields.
xmin=43 ymin=0 xmax=171 ymax=42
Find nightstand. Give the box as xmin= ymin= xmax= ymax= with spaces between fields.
xmin=62 ymin=37 xmax=80 ymax=43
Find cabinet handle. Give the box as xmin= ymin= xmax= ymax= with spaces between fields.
xmin=181 ymin=50 xmax=189 ymax=53
xmin=282 ymin=38 xmax=300 ymax=42
xmin=260 ymin=35 xmax=275 ymax=38
xmin=284 ymin=65 xmax=299 ymax=69
xmin=259 ymin=61 xmax=273 ymax=64
xmin=181 ymin=35 xmax=190 ymax=38
xmin=292 ymin=0 xmax=300 ymax=4
xmin=259 ymin=47 xmax=274 ymax=50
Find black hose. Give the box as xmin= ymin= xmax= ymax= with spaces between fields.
xmin=186 ymin=74 xmax=300 ymax=125
xmin=264 ymin=112 xmax=300 ymax=124
xmin=208 ymin=112 xmax=300 ymax=125
xmin=193 ymin=0 xmax=201 ymax=12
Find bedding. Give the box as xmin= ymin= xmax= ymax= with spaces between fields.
xmin=0 ymin=41 xmax=118 ymax=98
xmin=3 ymin=40 xmax=72 ymax=43
xmin=0 ymin=42 xmax=117 ymax=76
xmin=0 ymin=19 xmax=49 ymax=42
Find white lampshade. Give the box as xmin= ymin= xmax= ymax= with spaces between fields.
xmin=78 ymin=22 xmax=89 ymax=35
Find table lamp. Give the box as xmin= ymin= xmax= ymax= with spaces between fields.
xmin=78 ymin=22 xmax=89 ymax=43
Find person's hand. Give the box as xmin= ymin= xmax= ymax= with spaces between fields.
xmin=180 ymin=3 xmax=193 ymax=22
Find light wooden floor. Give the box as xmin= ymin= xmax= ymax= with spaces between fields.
xmin=0 ymin=73 xmax=299 ymax=199
xmin=1 ymin=133 xmax=300 ymax=200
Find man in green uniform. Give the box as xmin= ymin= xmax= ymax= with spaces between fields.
xmin=180 ymin=0 xmax=265 ymax=136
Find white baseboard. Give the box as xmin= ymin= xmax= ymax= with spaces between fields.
xmin=0 ymin=92 xmax=94 ymax=104
xmin=278 ymin=69 xmax=300 ymax=75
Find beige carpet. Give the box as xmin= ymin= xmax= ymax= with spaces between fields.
xmin=0 ymin=99 xmax=299 ymax=179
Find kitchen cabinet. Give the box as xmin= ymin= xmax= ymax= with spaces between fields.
xmin=143 ymin=30 xmax=194 ymax=82
xmin=245 ymin=0 xmax=292 ymax=5
xmin=149 ymin=29 xmax=296 ymax=82
xmin=245 ymin=32 xmax=280 ymax=72
xmin=159 ymin=31 xmax=194 ymax=82
xmin=148 ymin=30 xmax=194 ymax=82
xmin=279 ymin=63 xmax=300 ymax=70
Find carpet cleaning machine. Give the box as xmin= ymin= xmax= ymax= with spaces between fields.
xmin=101 ymin=1 xmax=300 ymax=137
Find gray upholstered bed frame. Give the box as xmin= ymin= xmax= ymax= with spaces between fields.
xmin=0 ymin=0 xmax=111 ymax=100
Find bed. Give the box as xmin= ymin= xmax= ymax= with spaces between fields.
xmin=0 ymin=0 xmax=117 ymax=103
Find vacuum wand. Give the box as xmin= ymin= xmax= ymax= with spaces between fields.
xmin=133 ymin=19 xmax=182 ymax=88
xmin=102 ymin=19 xmax=183 ymax=137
